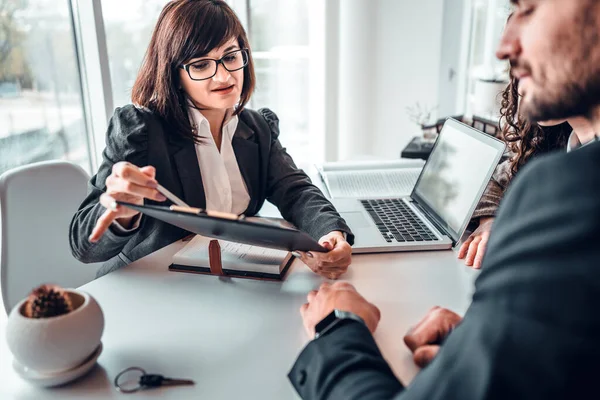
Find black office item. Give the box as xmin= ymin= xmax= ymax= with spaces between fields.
xmin=400 ymin=136 xmax=435 ymax=160
xmin=114 ymin=366 xmax=195 ymax=393
xmin=115 ymin=201 xmax=327 ymax=252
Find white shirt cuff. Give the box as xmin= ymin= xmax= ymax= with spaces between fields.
xmin=111 ymin=214 xmax=142 ymax=233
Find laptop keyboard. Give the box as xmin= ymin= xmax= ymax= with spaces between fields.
xmin=360 ymin=199 xmax=439 ymax=243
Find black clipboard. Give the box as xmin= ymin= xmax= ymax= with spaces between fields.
xmin=116 ymin=201 xmax=327 ymax=252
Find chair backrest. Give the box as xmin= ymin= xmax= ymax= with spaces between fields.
xmin=471 ymin=115 xmax=501 ymax=138
xmin=0 ymin=161 xmax=99 ymax=314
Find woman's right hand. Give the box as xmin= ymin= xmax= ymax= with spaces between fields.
xmin=89 ymin=162 xmax=167 ymax=243
xmin=457 ymin=217 xmax=495 ymax=269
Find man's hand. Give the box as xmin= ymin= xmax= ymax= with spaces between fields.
xmin=300 ymin=282 xmax=381 ymax=338
xmin=458 ymin=217 xmax=495 ymax=269
xmin=403 ymin=306 xmax=462 ymax=368
xmin=298 ymin=231 xmax=352 ymax=280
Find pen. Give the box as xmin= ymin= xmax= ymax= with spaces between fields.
xmin=156 ymin=184 xmax=190 ymax=207
xmin=169 ymin=205 xmax=240 ymax=221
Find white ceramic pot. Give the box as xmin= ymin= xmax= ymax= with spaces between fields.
xmin=6 ymin=290 xmax=104 ymax=373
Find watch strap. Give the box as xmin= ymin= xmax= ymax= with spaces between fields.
xmin=314 ymin=309 xmax=366 ymax=339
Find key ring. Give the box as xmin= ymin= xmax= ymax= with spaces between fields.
xmin=114 ymin=366 xmax=146 ymax=393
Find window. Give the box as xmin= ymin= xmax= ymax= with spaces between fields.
xmin=232 ymin=0 xmax=324 ymax=164
xmin=0 ymin=0 xmax=91 ymax=175
xmin=102 ymin=0 xmax=168 ymax=108
xmin=249 ymin=0 xmax=311 ymax=161
xmin=463 ymin=0 xmax=511 ymax=119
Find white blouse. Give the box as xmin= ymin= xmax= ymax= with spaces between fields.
xmin=187 ymin=106 xmax=250 ymax=215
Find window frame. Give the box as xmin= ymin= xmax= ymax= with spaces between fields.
xmin=70 ymin=0 xmax=114 ymax=170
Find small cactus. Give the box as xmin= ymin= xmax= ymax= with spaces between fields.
xmin=23 ymin=284 xmax=73 ymax=318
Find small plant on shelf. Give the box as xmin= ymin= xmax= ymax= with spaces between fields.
xmin=406 ymin=102 xmax=438 ymax=141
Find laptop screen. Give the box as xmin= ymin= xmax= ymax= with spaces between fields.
xmin=411 ymin=119 xmax=505 ymax=242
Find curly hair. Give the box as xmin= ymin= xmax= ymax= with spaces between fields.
xmin=499 ymin=76 xmax=572 ymax=176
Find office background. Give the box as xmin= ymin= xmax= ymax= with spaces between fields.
xmin=0 ymin=0 xmax=509 ymax=176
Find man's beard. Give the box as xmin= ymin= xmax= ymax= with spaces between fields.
xmin=522 ymin=75 xmax=600 ymax=122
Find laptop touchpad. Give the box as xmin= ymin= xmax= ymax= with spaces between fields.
xmin=341 ymin=212 xmax=372 ymax=229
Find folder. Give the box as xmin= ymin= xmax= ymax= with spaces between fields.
xmin=116 ymin=201 xmax=327 ymax=253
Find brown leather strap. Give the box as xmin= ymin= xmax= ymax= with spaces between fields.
xmin=208 ymin=240 xmax=224 ymax=276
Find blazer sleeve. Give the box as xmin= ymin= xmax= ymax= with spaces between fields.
xmin=289 ymin=321 xmax=404 ymax=399
xmin=289 ymin=146 xmax=600 ymax=400
xmin=259 ymin=108 xmax=354 ymax=244
xmin=69 ymin=105 xmax=150 ymax=263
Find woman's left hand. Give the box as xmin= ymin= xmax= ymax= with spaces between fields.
xmin=458 ymin=217 xmax=495 ymax=269
xmin=298 ymin=231 xmax=352 ymax=280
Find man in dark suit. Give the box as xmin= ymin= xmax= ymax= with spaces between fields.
xmin=288 ymin=1 xmax=600 ymax=398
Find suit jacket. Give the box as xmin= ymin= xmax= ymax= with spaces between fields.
xmin=70 ymin=105 xmax=353 ymax=277
xmin=289 ymin=141 xmax=600 ymax=399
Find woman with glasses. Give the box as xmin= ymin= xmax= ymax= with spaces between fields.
xmin=70 ymin=0 xmax=353 ymax=279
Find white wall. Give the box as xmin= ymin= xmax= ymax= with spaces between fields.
xmin=332 ymin=0 xmax=446 ymax=161
xmin=438 ymin=0 xmax=467 ymax=118
xmin=337 ymin=0 xmax=377 ymax=160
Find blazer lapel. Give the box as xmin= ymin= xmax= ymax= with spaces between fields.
xmin=169 ymin=136 xmax=206 ymax=209
xmin=167 ymin=118 xmax=259 ymax=212
xmin=233 ymin=119 xmax=260 ymax=213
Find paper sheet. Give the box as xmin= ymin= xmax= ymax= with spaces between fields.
xmin=173 ymin=235 xmax=290 ymax=273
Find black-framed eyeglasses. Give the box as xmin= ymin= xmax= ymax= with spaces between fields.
xmin=180 ymin=49 xmax=249 ymax=81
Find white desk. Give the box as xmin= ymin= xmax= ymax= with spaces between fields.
xmin=0 ymin=242 xmax=478 ymax=399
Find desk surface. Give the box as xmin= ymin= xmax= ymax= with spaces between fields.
xmin=0 ymin=240 xmax=478 ymax=399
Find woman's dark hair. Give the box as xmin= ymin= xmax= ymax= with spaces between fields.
xmin=131 ymin=0 xmax=255 ymax=142
xmin=499 ymin=76 xmax=571 ymax=176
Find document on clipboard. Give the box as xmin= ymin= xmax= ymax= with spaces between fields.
xmin=115 ymin=201 xmax=327 ymax=253
xmin=170 ymin=235 xmax=294 ymax=281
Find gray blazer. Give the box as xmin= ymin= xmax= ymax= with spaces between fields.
xmin=70 ymin=105 xmax=353 ymax=277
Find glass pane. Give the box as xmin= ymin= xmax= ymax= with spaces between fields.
xmin=0 ymin=0 xmax=90 ymax=175
xmin=254 ymin=57 xmax=309 ymax=160
xmin=250 ymin=0 xmax=309 ymax=51
xmin=102 ymin=0 xmax=169 ymax=107
xmin=249 ymin=0 xmax=315 ymax=162
xmin=465 ymin=0 xmax=511 ymax=118
xmin=469 ymin=0 xmax=510 ymax=79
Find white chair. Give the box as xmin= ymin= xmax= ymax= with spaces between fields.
xmin=0 ymin=161 xmax=100 ymax=314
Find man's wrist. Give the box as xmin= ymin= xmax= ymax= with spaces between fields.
xmin=314 ymin=309 xmax=366 ymax=340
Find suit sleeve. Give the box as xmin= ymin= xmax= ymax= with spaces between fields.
xmin=289 ymin=147 xmax=600 ymax=400
xmin=69 ymin=105 xmax=150 ymax=263
xmin=259 ymin=108 xmax=354 ymax=244
xmin=289 ymin=321 xmax=404 ymax=399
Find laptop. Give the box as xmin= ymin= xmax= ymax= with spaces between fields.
xmin=332 ymin=118 xmax=506 ymax=253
